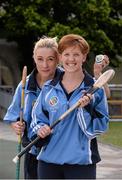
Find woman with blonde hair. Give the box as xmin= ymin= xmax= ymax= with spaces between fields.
xmin=4 ymin=36 xmax=62 ymax=179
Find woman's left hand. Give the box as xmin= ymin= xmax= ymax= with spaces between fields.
xmin=94 ymin=55 xmax=109 ymax=79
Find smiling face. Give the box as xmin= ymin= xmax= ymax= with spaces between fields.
xmin=59 ymin=45 xmax=86 ymax=73
xmin=34 ymin=47 xmax=58 ymax=80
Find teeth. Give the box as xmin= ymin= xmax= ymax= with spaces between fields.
xmin=67 ymin=64 xmax=76 ymax=66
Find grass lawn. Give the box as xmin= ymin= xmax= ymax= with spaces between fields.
xmin=98 ymin=121 xmax=122 ymax=148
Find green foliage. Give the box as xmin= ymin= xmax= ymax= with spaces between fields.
xmin=0 ymin=0 xmax=122 ymax=70
xmin=48 ymin=23 xmax=87 ymax=40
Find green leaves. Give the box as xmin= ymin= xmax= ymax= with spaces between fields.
xmin=0 ymin=0 xmax=122 ymax=68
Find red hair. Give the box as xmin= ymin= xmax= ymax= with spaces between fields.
xmin=58 ymin=34 xmax=90 ymax=55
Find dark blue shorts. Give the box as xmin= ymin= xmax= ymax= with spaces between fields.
xmin=38 ymin=160 xmax=96 ymax=179
xmin=24 ymin=153 xmax=38 ymax=179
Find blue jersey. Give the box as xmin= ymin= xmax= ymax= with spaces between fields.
xmin=30 ymin=71 xmax=109 ymax=164
xmin=4 ymin=69 xmax=40 ymax=126
xmin=4 ymin=68 xmax=63 ymax=155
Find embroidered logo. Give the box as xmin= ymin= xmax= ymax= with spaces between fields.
xmin=49 ymin=96 xmax=58 ymax=106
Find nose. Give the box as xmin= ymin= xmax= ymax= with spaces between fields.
xmin=43 ymin=60 xmax=48 ymax=68
xmin=69 ymin=55 xmax=74 ymax=61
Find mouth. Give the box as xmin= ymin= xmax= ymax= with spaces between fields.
xmin=41 ymin=69 xmax=50 ymax=72
xmin=66 ymin=63 xmax=76 ymax=67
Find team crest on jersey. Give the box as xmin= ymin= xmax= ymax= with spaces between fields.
xmin=49 ymin=96 xmax=58 ymax=106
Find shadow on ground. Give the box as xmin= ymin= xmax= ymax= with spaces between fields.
xmin=0 ymin=139 xmax=24 ymax=179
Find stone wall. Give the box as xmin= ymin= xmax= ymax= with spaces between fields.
xmin=0 ymin=39 xmax=22 ymax=120
xmin=0 ymin=39 xmax=21 ymax=87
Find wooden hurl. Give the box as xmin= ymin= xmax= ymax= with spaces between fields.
xmin=13 ymin=69 xmax=115 ymax=164
xmin=16 ymin=66 xmax=27 ymax=180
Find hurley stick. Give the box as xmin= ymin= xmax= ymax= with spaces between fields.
xmin=16 ymin=66 xmax=27 ymax=180
xmin=13 ymin=69 xmax=115 ymax=164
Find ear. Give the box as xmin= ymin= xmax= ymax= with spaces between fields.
xmin=59 ymin=54 xmax=63 ymax=64
xmin=33 ymin=54 xmax=36 ymax=63
xmin=82 ymin=54 xmax=87 ymax=63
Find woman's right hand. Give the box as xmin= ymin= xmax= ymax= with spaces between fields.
xmin=78 ymin=93 xmax=92 ymax=108
xmin=37 ymin=125 xmax=51 ymax=138
xmin=11 ymin=121 xmax=25 ymax=135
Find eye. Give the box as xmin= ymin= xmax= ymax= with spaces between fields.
xmin=64 ymin=53 xmax=69 ymax=57
xmin=37 ymin=57 xmax=43 ymax=62
xmin=74 ymin=53 xmax=80 ymax=57
xmin=47 ymin=57 xmax=56 ymax=61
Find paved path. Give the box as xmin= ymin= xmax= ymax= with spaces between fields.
xmin=97 ymin=143 xmax=122 ymax=179
xmin=0 ymin=121 xmax=17 ymax=142
xmin=0 ymin=121 xmax=122 ymax=179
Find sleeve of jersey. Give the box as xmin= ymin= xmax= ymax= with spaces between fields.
xmin=77 ymin=88 xmax=109 ymax=139
xmin=3 ymin=82 xmax=21 ymax=123
xmin=29 ymin=91 xmax=49 ymax=139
